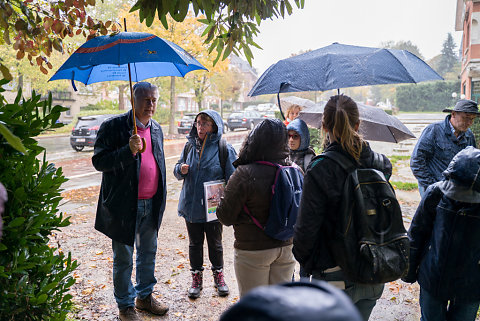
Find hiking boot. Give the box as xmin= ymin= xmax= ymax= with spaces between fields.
xmin=188 ymin=270 xmax=203 ymax=299
xmin=135 ymin=293 xmax=169 ymax=316
xmin=213 ymin=269 xmax=229 ymax=297
xmin=118 ymin=307 xmax=141 ymax=321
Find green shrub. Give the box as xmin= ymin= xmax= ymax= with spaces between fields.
xmin=82 ymin=100 xmax=118 ymax=111
xmin=153 ymin=107 xmax=170 ymax=124
xmin=308 ymin=127 xmax=323 ymax=154
xmin=0 ymin=82 xmax=78 ymax=320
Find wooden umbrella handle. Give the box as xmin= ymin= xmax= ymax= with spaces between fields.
xmin=125 ymin=18 xmax=146 ymax=154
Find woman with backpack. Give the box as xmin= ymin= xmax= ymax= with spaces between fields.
xmin=292 ymin=95 xmax=392 ymax=321
xmin=216 ymin=119 xmax=298 ymax=297
xmin=173 ymin=110 xmax=237 ymax=299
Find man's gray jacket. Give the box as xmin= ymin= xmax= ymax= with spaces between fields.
xmin=410 ymin=115 xmax=476 ymax=189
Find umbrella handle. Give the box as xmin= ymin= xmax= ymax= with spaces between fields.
xmin=139 ymin=138 xmax=146 ymax=153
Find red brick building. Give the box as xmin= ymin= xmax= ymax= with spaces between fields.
xmin=456 ymin=0 xmax=480 ymax=101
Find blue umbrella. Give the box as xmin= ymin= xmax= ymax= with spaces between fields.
xmin=249 ymin=43 xmax=442 ymax=97
xmin=50 ymin=32 xmax=207 ymax=87
xmin=50 ymin=30 xmax=207 ymax=153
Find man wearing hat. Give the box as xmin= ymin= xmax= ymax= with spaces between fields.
xmin=411 ymin=99 xmax=479 ymax=196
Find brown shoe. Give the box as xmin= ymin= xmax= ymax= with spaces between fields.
xmin=135 ymin=294 xmax=169 ymax=316
xmin=119 ymin=307 xmax=141 ymax=321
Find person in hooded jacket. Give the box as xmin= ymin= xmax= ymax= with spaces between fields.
xmin=216 ymin=118 xmax=297 ymax=297
xmin=293 ymin=94 xmax=392 ymax=321
xmin=173 ymin=110 xmax=237 ymax=299
xmin=286 ymin=118 xmax=316 ymax=172
xmin=402 ymin=146 xmax=480 ymax=321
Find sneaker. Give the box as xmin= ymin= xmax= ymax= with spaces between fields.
xmin=135 ymin=294 xmax=169 ymax=316
xmin=119 ymin=306 xmax=141 ymax=321
xmin=188 ymin=270 xmax=203 ymax=299
xmin=213 ymin=269 xmax=229 ymax=297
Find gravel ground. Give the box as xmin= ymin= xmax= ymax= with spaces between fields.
xmin=58 ymin=185 xmax=423 ymax=321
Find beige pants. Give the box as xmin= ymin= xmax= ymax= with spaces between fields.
xmin=234 ymin=244 xmax=295 ymax=297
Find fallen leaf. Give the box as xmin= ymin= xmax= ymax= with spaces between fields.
xmin=82 ymin=288 xmax=95 ymax=295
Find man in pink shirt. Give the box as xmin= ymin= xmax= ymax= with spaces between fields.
xmin=93 ymin=82 xmax=168 ymax=321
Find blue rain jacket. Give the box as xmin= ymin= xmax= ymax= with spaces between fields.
xmin=173 ymin=110 xmax=237 ymax=223
xmin=405 ymin=147 xmax=480 ymax=301
xmin=286 ymin=119 xmax=315 ymax=171
xmin=410 ymin=115 xmax=476 ymax=189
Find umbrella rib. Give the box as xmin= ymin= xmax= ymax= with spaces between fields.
xmin=387 ymin=125 xmax=398 ymax=143
xmin=383 ymin=49 xmax=417 ymax=84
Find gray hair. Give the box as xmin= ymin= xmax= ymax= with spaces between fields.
xmin=133 ymin=82 xmax=158 ymax=103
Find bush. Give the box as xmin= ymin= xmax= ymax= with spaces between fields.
xmin=82 ymin=100 xmax=118 ymax=111
xmin=153 ymin=107 xmax=170 ymax=124
xmin=396 ymin=80 xmax=460 ymax=112
xmin=0 ymin=82 xmax=78 ymax=320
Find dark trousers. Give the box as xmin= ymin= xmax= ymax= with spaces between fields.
xmin=185 ymin=221 xmax=224 ymax=271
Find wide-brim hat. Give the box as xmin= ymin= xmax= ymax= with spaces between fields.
xmin=443 ymin=99 xmax=480 ymax=114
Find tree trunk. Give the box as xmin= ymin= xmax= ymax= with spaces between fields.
xmin=169 ymin=76 xmax=176 ymax=135
xmin=118 ymin=84 xmax=128 ymax=110
xmin=17 ymin=73 xmax=23 ymax=91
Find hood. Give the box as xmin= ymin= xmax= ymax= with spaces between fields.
xmin=233 ymin=118 xmax=289 ymax=166
xmin=442 ymin=146 xmax=480 ymax=192
xmin=219 ymin=280 xmax=362 ymax=321
xmin=188 ymin=109 xmax=223 ymax=141
xmin=286 ymin=118 xmax=310 ymax=150
xmin=439 ymin=146 xmax=480 ymax=202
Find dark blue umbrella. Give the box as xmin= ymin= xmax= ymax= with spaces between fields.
xmin=50 ymin=32 xmax=207 ymax=87
xmin=249 ymin=43 xmax=442 ymax=96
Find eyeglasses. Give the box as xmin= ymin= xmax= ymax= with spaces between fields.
xmin=194 ymin=121 xmax=213 ymax=128
xmin=288 ymin=133 xmax=300 ymax=140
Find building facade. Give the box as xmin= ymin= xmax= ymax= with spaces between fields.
xmin=456 ymin=0 xmax=480 ymax=101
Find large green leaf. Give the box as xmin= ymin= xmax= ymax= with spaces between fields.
xmin=0 ymin=123 xmax=27 ymax=153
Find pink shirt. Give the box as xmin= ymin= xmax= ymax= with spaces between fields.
xmin=136 ymin=127 xmax=159 ymax=199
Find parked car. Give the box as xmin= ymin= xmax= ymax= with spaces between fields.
xmin=178 ymin=113 xmax=229 ymax=134
xmin=177 ymin=113 xmax=197 ymax=134
xmin=261 ymin=110 xmax=276 ymax=119
xmin=227 ymin=110 xmax=264 ymax=131
xmin=70 ymin=114 xmax=116 ymax=151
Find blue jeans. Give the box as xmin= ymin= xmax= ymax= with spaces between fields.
xmin=112 ymin=199 xmax=158 ymax=309
xmin=420 ymin=287 xmax=480 ymax=321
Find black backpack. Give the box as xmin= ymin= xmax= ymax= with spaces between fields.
xmin=244 ymin=161 xmax=304 ymax=241
xmin=183 ymin=138 xmax=228 ymax=177
xmin=322 ymin=151 xmax=409 ymax=284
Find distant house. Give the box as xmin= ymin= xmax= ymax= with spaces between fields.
xmin=456 ymin=0 xmax=480 ymax=101
xmin=228 ymin=55 xmax=258 ymax=110
xmin=2 ymin=82 xmax=101 ymax=124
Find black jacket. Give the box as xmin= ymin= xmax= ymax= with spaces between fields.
xmin=92 ymin=111 xmax=167 ymax=246
xmin=405 ymin=184 xmax=480 ymax=301
xmin=293 ymin=142 xmax=392 ymax=274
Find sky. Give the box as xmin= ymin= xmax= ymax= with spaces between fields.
xmin=250 ymin=0 xmax=462 ymax=74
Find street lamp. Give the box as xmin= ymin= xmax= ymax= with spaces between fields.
xmin=452 ymin=92 xmax=457 ymax=107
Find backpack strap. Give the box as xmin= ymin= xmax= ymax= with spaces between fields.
xmin=304 ymin=153 xmax=314 ymax=170
xmin=218 ymin=138 xmax=228 ymax=178
xmin=183 ymin=141 xmax=193 ymax=163
xmin=321 ymin=150 xmax=357 ymax=173
xmin=243 ymin=161 xmax=281 ymax=231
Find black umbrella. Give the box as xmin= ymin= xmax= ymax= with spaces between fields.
xmin=298 ymin=102 xmax=415 ymax=143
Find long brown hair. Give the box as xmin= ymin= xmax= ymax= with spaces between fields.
xmin=322 ymin=94 xmax=363 ymax=160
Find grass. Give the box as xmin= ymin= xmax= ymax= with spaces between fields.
xmin=390 ymin=155 xmax=411 ymax=166
xmin=391 ymin=181 xmax=418 ymax=191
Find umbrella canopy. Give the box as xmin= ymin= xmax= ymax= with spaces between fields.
xmin=248 ymin=42 xmax=442 ymax=97
xmin=279 ymin=96 xmax=316 ymax=113
xmin=50 ymin=32 xmax=207 ymax=85
xmin=298 ymin=102 xmax=415 ymax=143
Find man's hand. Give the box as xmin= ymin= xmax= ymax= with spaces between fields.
xmin=180 ymin=164 xmax=189 ymax=175
xmin=129 ymin=134 xmax=143 ymax=154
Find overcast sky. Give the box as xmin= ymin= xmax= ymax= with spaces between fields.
xmin=250 ymin=0 xmax=462 ymax=74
